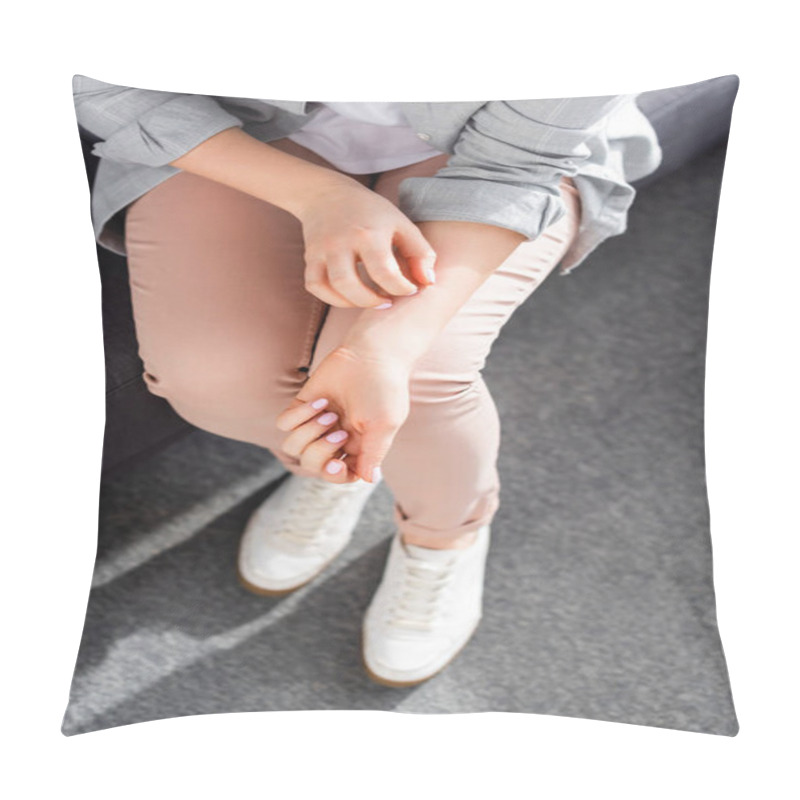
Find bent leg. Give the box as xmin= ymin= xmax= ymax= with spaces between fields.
xmin=123 ymin=137 xmax=370 ymax=476
xmin=391 ymin=177 xmax=581 ymax=547
xmin=311 ymin=157 xmax=582 ymax=546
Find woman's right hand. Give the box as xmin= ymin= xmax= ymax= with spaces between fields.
xmin=293 ymin=180 xmax=438 ymax=308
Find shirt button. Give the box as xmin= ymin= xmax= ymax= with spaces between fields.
xmin=417 ymin=132 xmax=431 ymax=141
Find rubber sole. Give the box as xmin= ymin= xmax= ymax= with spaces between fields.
xmin=360 ymin=617 xmax=481 ymax=688
xmin=235 ymin=565 xmax=315 ymax=597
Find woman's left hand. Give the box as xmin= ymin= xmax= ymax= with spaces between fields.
xmin=275 ymin=345 xmax=412 ymax=484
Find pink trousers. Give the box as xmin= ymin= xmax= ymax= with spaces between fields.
xmin=124 ymin=137 xmax=582 ymax=546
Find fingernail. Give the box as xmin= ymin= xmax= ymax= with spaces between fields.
xmin=407 ymin=286 xmax=419 ymax=295
xmin=425 ymin=268 xmax=436 ymax=284
xmin=326 ymin=460 xmax=343 ymax=474
xmin=325 ymin=429 xmax=348 ymax=444
xmin=375 ymin=302 xmax=392 ymax=310
xmin=317 ymin=412 xmax=338 ymax=425
xmin=310 ymin=398 xmax=329 ymax=409
xmin=372 ymin=466 xmax=382 ymax=483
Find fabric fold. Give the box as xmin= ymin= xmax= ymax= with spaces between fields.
xmin=398 ymin=176 xmax=566 ymax=241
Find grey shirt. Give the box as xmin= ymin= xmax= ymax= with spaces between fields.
xmin=73 ymin=75 xmax=662 ymax=275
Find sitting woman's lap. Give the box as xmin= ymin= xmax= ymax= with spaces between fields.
xmin=123 ymin=136 xmax=580 ymax=481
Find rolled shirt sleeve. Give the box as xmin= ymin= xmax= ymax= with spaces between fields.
xmin=397 ymin=95 xmax=631 ymax=241
xmin=72 ymin=74 xmax=245 ymax=167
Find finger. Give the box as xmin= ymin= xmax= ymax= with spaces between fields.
xmin=280 ymin=409 xmax=341 ymax=457
xmin=297 ymin=428 xmax=354 ymax=481
xmin=275 ymin=396 xmax=332 ymax=432
xmin=311 ymin=434 xmax=364 ymax=485
xmin=326 ymin=251 xmax=395 ymax=308
xmin=394 ymin=224 xmax=438 ymax=286
xmin=357 ymin=239 xmax=421 ymax=297
xmin=355 ymin=423 xmax=397 ymax=484
xmin=319 ymin=456 xmax=358 ymax=482
xmin=303 ymin=260 xmax=360 ymax=308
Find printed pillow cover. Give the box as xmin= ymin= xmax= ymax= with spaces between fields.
xmin=62 ymin=74 xmax=740 ymax=736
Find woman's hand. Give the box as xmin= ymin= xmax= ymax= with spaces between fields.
xmin=168 ymin=128 xmax=437 ymax=308
xmin=293 ymin=181 xmax=438 ymax=309
xmin=275 ymin=345 xmax=412 ymax=484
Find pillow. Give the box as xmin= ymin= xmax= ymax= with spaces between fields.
xmin=62 ymin=74 xmax=739 ymax=736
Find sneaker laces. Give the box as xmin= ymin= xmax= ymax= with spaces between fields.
xmin=272 ymin=478 xmax=356 ymax=550
xmin=387 ymin=557 xmax=456 ymax=632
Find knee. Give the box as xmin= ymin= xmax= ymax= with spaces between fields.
xmin=408 ymin=365 xmax=479 ymax=407
xmin=141 ymin=353 xmax=300 ymax=422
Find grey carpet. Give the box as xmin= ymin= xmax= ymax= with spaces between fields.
xmin=62 ymin=141 xmax=738 ymax=736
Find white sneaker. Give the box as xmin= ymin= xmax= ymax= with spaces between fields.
xmin=237 ymin=473 xmax=381 ymax=595
xmin=362 ymin=524 xmax=491 ymax=687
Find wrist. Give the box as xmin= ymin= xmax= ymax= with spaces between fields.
xmin=283 ymin=174 xmax=368 ymax=221
xmin=341 ymin=316 xmax=428 ymax=371
xmin=338 ymin=221 xmax=526 ymax=370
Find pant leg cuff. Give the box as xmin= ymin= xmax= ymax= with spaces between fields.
xmin=392 ymin=489 xmax=500 ymax=542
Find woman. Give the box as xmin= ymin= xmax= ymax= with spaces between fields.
xmin=73 ymin=79 xmax=662 ymax=687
